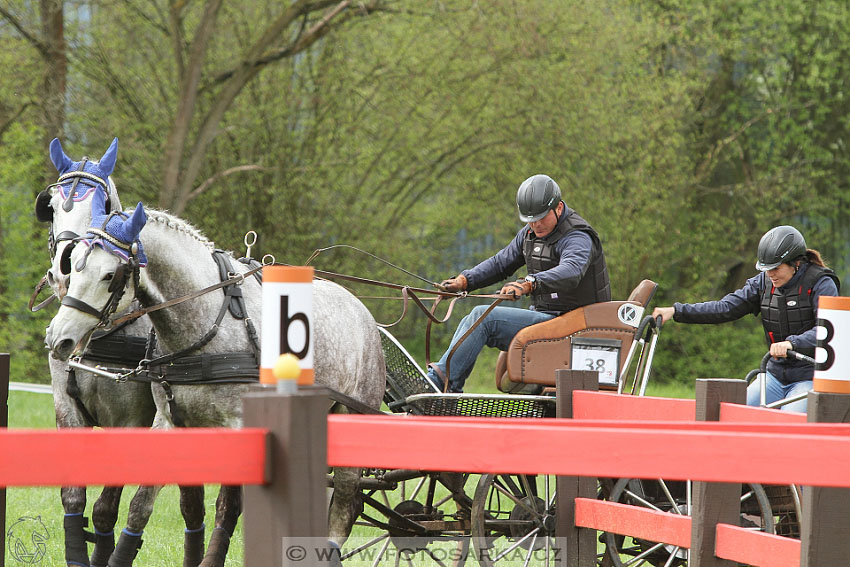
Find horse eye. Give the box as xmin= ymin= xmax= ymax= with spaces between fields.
xmin=102 ymin=273 xmax=114 ymax=282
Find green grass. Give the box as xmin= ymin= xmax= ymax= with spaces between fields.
xmin=4 ymin=390 xmax=243 ymax=567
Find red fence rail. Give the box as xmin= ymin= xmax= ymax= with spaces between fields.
xmin=3 ymin=372 xmax=850 ymax=567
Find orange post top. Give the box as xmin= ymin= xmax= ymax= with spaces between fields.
xmin=819 ymin=295 xmax=850 ymax=310
xmin=262 ymin=265 xmax=314 ymax=283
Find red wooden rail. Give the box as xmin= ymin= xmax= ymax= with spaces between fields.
xmin=715 ymin=523 xmax=801 ymax=567
xmin=326 ymin=414 xmax=850 ymax=486
xmin=574 ymin=497 xmax=691 ymax=548
xmin=719 ymin=400 xmax=807 ymax=423
xmin=0 ymin=428 xmax=268 ymax=487
xmin=569 ymin=387 xmax=809 ymax=567
xmin=572 ymin=390 xmax=695 ymax=421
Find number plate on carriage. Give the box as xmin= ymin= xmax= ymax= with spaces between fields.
xmin=571 ymin=337 xmax=621 ymax=387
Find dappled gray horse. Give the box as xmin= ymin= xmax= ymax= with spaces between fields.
xmin=36 ymin=138 xmax=206 ymax=567
xmin=45 ymin=195 xmax=386 ymax=567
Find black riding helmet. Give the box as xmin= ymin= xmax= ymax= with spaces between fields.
xmin=516 ymin=174 xmax=561 ymax=223
xmin=755 ymin=225 xmax=807 ymax=271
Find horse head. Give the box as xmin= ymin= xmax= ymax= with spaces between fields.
xmin=46 ymin=197 xmax=148 ymax=360
xmin=35 ymin=137 xmax=123 ymax=299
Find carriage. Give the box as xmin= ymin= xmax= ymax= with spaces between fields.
xmin=339 ymin=278 xmax=803 ymax=567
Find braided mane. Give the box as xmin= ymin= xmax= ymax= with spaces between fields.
xmin=145 ymin=209 xmax=214 ymax=251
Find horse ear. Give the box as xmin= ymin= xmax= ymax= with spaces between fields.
xmin=98 ymin=138 xmax=118 ymax=177
xmin=49 ymin=138 xmax=73 ymax=174
xmin=124 ymin=202 xmax=148 ymax=240
xmin=91 ymin=187 xmax=108 ymax=217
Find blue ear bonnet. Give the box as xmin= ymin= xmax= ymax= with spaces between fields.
xmin=49 ymin=137 xmax=117 ymax=201
xmin=82 ymin=187 xmax=148 ymax=266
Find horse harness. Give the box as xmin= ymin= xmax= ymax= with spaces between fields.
xmin=61 ymin=235 xmax=264 ymax=426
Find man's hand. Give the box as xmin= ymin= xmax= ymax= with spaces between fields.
xmin=438 ymin=274 xmax=467 ymax=293
xmin=500 ymin=280 xmax=533 ymax=300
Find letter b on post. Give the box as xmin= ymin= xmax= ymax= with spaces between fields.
xmin=261 ymin=266 xmax=314 ymax=385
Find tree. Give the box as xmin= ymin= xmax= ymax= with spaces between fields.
xmin=0 ymin=0 xmax=66 ymax=181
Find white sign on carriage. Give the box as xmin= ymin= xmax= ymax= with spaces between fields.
xmin=260 ymin=265 xmax=314 ymax=385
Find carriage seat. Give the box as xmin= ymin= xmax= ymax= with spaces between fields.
xmin=494 ymin=279 xmax=658 ymax=393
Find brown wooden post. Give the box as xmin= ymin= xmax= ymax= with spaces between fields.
xmin=800 ymin=391 xmax=850 ymax=567
xmin=242 ymin=386 xmax=328 ymax=567
xmin=555 ymin=369 xmax=599 ymax=567
xmin=691 ymin=378 xmax=745 ymax=567
xmin=0 ymin=353 xmax=8 ymax=567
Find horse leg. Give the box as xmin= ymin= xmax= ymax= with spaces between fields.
xmin=106 ymin=485 xmax=162 ymax=567
xmin=89 ymin=486 xmax=124 ymax=567
xmin=62 ymin=486 xmax=92 ymax=566
xmin=199 ymin=485 xmax=242 ymax=567
xmin=328 ymin=466 xmax=363 ymax=548
xmin=179 ymin=485 xmax=206 ymax=567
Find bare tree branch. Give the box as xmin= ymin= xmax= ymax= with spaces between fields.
xmin=186 ymin=164 xmax=273 ymax=201
xmin=0 ymin=4 xmax=48 ymax=57
xmin=0 ymin=101 xmax=32 ymax=143
xmin=170 ymin=0 xmax=385 ymax=214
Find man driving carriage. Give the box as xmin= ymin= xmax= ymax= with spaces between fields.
xmin=426 ymin=174 xmax=611 ymax=392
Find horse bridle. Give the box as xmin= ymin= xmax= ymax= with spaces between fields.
xmin=59 ymin=214 xmax=142 ymax=328
xmin=30 ymin=163 xmax=114 ymax=311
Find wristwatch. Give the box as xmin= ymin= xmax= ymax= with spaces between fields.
xmin=524 ymin=275 xmax=538 ymax=291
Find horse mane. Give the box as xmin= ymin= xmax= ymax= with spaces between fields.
xmin=144 ymin=209 xmax=215 ymax=251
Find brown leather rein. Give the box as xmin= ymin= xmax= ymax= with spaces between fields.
xmin=30 ymin=255 xmax=508 ymax=393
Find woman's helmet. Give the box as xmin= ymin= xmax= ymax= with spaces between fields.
xmin=516 ymin=174 xmax=561 ymax=223
xmin=755 ymin=225 xmax=807 ymax=271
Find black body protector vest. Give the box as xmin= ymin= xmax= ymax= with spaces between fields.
xmin=522 ymin=210 xmax=611 ymax=314
xmin=760 ymin=264 xmax=840 ymax=358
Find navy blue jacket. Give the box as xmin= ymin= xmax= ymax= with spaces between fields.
xmin=674 ymin=263 xmax=839 ymax=383
xmin=461 ymin=204 xmax=595 ymax=315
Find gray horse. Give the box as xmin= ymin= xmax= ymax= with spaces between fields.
xmin=36 ymin=138 xmax=207 ymax=567
xmin=45 ymin=195 xmax=385 ymax=567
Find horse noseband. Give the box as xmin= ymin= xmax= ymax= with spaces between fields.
xmin=61 ymin=251 xmax=140 ymax=328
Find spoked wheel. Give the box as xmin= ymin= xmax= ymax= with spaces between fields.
xmin=761 ymin=484 xmax=802 ymax=539
xmin=604 ymin=478 xmax=774 ymax=567
xmin=471 ymin=473 xmax=562 ymax=567
xmin=344 ymin=470 xmax=471 ymax=567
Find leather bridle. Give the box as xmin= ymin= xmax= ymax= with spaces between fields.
xmin=60 ymin=234 xmax=141 ymax=328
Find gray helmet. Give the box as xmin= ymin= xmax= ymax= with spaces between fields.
xmin=516 ymin=174 xmax=561 ymax=223
xmin=755 ymin=225 xmax=807 ymax=271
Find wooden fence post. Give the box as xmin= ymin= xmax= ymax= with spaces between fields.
xmin=1 ymin=353 xmax=8 ymax=567
xmin=242 ymin=386 xmax=328 ymax=567
xmin=691 ymin=378 xmax=745 ymax=567
xmin=555 ymin=369 xmax=599 ymax=567
xmin=800 ymin=391 xmax=850 ymax=567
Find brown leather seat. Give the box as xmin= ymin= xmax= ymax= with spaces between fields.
xmin=495 ymin=279 xmax=657 ymax=393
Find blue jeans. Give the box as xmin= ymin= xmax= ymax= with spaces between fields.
xmin=746 ymin=372 xmax=811 ymax=413
xmin=426 ymin=305 xmax=555 ymax=392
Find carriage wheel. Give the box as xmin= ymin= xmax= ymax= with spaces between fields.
xmin=471 ymin=473 xmax=570 ymax=567
xmin=762 ymin=484 xmax=802 ymax=539
xmin=344 ymin=471 xmax=471 ymax=567
xmin=603 ymin=478 xmax=774 ymax=567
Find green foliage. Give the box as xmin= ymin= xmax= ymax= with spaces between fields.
xmin=0 ymin=126 xmax=53 ymax=382
xmin=2 ymin=0 xmax=850 ymax=386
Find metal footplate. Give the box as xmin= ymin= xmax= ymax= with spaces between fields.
xmin=404 ymin=392 xmax=555 ymax=418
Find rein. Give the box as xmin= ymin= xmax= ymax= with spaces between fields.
xmin=109 ymin=262 xmax=265 ymax=326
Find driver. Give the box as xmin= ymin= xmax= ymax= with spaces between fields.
xmin=426 ymin=174 xmax=611 ymax=392
xmin=653 ymin=226 xmax=840 ymax=412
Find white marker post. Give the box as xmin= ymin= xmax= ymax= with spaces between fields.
xmin=814 ymin=295 xmax=850 ymax=394
xmin=260 ymin=266 xmax=314 ymax=390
